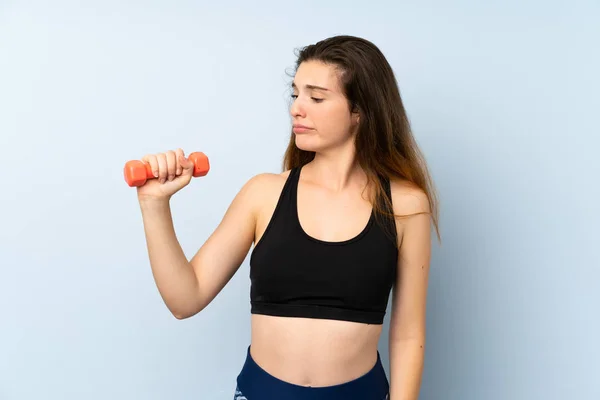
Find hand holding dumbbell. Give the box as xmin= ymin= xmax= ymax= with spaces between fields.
xmin=124 ymin=149 xmax=209 ymax=200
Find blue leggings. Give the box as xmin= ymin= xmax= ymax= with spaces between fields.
xmin=234 ymin=346 xmax=389 ymax=400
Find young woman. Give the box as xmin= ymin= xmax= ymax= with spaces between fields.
xmin=136 ymin=35 xmax=440 ymax=400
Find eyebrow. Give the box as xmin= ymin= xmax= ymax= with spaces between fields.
xmin=291 ymin=82 xmax=330 ymax=91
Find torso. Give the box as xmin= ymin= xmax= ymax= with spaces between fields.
xmin=248 ymin=166 xmax=404 ymax=387
xmin=250 ymin=314 xmax=382 ymax=387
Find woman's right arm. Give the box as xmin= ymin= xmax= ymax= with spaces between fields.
xmin=136 ymin=149 xmax=263 ymax=319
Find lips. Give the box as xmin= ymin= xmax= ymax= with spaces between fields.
xmin=293 ymin=124 xmax=313 ymax=133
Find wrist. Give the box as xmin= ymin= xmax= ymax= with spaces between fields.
xmin=138 ymin=196 xmax=171 ymax=210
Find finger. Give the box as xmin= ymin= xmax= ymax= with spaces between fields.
xmin=175 ymin=148 xmax=184 ymax=176
xmin=141 ymin=154 xmax=158 ymax=178
xmin=180 ymin=153 xmax=193 ymax=173
xmin=156 ymin=153 xmax=167 ymax=183
xmin=165 ymin=150 xmax=176 ymax=181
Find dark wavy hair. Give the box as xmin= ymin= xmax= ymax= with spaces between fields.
xmin=282 ymin=35 xmax=440 ymax=244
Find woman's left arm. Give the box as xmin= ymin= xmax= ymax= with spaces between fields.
xmin=388 ymin=186 xmax=432 ymax=400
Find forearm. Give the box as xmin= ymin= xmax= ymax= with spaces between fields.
xmin=139 ymin=199 xmax=200 ymax=318
xmin=388 ymin=338 xmax=425 ymax=400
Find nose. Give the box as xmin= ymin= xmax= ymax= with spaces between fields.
xmin=290 ymin=96 xmax=306 ymax=118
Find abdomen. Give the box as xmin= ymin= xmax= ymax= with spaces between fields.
xmin=249 ymin=314 xmax=383 ymax=387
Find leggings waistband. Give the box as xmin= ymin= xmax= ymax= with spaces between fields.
xmin=236 ymin=346 xmax=389 ymax=400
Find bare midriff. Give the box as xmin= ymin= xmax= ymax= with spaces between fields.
xmin=249 ymin=313 xmax=383 ymax=387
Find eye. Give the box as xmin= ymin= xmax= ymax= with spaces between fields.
xmin=311 ymin=97 xmax=324 ymax=103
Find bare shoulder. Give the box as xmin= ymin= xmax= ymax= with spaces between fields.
xmin=388 ymin=178 xmax=432 ymax=254
xmin=388 ymin=178 xmax=431 ymax=217
xmin=243 ymin=170 xmax=291 ymax=194
xmin=240 ymin=170 xmax=292 ymax=212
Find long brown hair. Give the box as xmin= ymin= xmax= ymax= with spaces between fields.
xmin=282 ymin=35 xmax=440 ymax=244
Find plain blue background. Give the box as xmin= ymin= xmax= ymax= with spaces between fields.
xmin=1 ymin=1 xmax=598 ymax=399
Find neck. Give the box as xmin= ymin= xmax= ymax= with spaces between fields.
xmin=304 ymin=140 xmax=367 ymax=192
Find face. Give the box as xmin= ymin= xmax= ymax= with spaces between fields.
xmin=290 ymin=60 xmax=359 ymax=152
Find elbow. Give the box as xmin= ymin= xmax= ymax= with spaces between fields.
xmin=164 ymin=286 xmax=207 ymax=320
xmin=172 ymin=309 xmax=197 ymax=320
xmin=170 ymin=302 xmax=206 ymax=320
xmin=172 ymin=311 xmax=192 ymax=320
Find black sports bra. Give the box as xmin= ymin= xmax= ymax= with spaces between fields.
xmin=249 ymin=165 xmax=398 ymax=325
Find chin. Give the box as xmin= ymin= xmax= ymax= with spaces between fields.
xmin=294 ymin=134 xmax=321 ymax=152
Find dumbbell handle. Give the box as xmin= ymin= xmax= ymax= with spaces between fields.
xmin=124 ymin=151 xmax=210 ymax=187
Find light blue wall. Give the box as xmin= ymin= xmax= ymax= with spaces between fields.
xmin=1 ymin=1 xmax=598 ymax=399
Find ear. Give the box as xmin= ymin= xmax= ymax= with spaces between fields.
xmin=352 ymin=111 xmax=360 ymax=126
xmin=349 ymin=101 xmax=360 ymax=126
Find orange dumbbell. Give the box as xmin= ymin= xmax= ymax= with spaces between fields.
xmin=123 ymin=151 xmax=210 ymax=187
